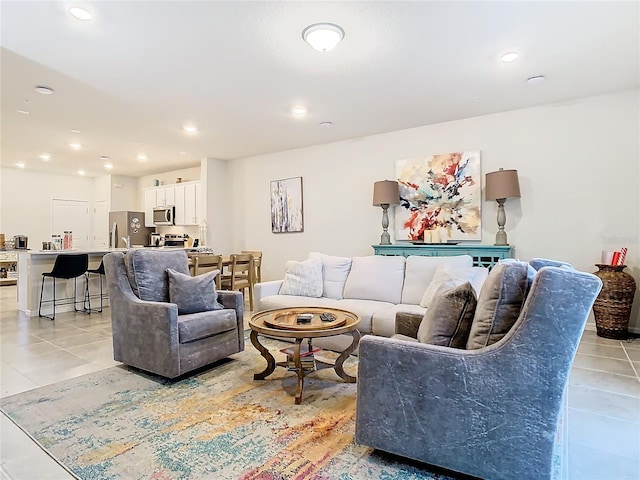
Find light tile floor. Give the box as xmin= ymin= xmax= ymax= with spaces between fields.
xmin=1 ymin=285 xmax=639 ymax=480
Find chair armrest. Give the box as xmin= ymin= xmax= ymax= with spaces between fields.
xmin=395 ymin=311 xmax=423 ymax=338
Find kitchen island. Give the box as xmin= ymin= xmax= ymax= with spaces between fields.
xmin=18 ymin=247 xmax=195 ymax=317
xmin=17 ymin=249 xmax=126 ymax=317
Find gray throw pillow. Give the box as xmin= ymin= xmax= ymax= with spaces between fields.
xmin=466 ymin=260 xmax=535 ymax=349
xmin=417 ymin=282 xmax=477 ymax=348
xmin=167 ymin=268 xmax=223 ymax=315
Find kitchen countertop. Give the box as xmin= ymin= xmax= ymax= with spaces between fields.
xmin=23 ymin=247 xmax=190 ymax=255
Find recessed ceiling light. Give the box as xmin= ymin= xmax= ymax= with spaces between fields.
xmin=40 ymin=154 xmax=51 ymax=161
xmin=77 ymin=170 xmax=86 ymax=176
xmin=527 ymin=75 xmax=546 ymax=84
xmin=69 ymin=7 xmax=92 ymax=20
xmin=137 ymin=154 xmax=148 ymax=161
xmin=291 ymin=105 xmax=307 ymax=117
xmin=70 ymin=143 xmax=81 ymax=150
xmin=319 ymin=121 xmax=333 ymax=127
xmin=302 ymin=23 xmax=345 ymax=52
xmin=179 ymin=151 xmax=187 ymax=155
xmin=16 ymin=162 xmax=25 ymax=169
xmin=35 ymin=86 xmax=54 ymax=95
xmin=70 ymin=129 xmax=81 ymax=134
xmin=17 ymin=109 xmax=30 ymax=115
xmin=100 ymin=155 xmax=109 ymax=160
xmin=500 ymin=52 xmax=520 ymax=63
xmin=183 ymin=125 xmax=198 ymax=134
xmin=104 ymin=163 xmax=114 ymax=170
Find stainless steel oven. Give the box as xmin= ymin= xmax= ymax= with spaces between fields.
xmin=152 ymin=206 xmax=174 ymax=226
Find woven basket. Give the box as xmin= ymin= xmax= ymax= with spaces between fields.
xmin=592 ymin=264 xmax=636 ymax=339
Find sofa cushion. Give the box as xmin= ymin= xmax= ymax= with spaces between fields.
xmin=257 ymin=294 xmax=337 ymax=312
xmin=308 ymin=252 xmax=352 ymax=300
xmin=419 ymin=265 xmax=487 ymax=308
xmin=466 ymin=260 xmax=535 ymax=349
xmin=167 ymin=268 xmax=223 ymax=315
xmin=335 ymin=298 xmax=395 ymax=334
xmin=401 ymin=255 xmax=473 ymax=305
xmin=126 ymin=249 xmax=190 ymax=302
xmin=372 ymin=303 xmax=427 ymax=338
xmin=177 ymin=309 xmax=237 ymax=344
xmin=417 ymin=282 xmax=477 ymax=348
xmin=343 ymin=255 xmax=406 ymax=304
xmin=278 ymin=258 xmax=323 ymax=297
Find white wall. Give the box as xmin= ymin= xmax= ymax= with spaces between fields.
xmin=0 ymin=168 xmax=95 ymax=248
xmin=109 ymin=175 xmax=139 ymax=212
xmin=229 ymin=90 xmax=640 ymax=331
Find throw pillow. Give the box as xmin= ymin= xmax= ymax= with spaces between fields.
xmin=307 ymin=252 xmax=352 ymax=299
xmin=420 ymin=264 xmax=484 ymax=308
xmin=465 ymin=260 xmax=535 ymax=349
xmin=278 ymin=258 xmax=323 ymax=297
xmin=417 ymin=282 xmax=477 ymax=348
xmin=343 ymin=255 xmax=406 ymax=304
xmin=401 ymin=255 xmax=473 ymax=304
xmin=167 ymin=268 xmax=224 ymax=315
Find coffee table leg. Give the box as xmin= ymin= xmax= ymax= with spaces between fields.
xmin=250 ymin=330 xmax=276 ymax=380
xmin=334 ymin=330 xmax=361 ymax=383
xmin=293 ymin=338 xmax=305 ymax=405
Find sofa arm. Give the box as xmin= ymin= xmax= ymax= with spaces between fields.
xmin=254 ymin=280 xmax=283 ymax=311
xmin=395 ymin=311 xmax=423 ymax=338
xmin=217 ymin=290 xmax=245 ymax=350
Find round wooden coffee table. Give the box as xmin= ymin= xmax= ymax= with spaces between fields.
xmin=249 ymin=306 xmax=361 ymax=405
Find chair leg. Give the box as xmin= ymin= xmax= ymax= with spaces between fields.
xmin=38 ymin=276 xmax=54 ymax=320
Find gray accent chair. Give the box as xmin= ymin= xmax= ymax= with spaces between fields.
xmin=355 ymin=261 xmax=602 ymax=480
xmin=103 ymin=250 xmax=244 ymax=379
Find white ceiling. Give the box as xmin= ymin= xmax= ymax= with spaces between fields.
xmin=1 ymin=1 xmax=638 ymax=178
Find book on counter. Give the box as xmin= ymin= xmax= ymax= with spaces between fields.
xmin=279 ymin=344 xmax=322 ymax=357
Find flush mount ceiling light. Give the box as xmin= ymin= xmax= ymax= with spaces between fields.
xmin=69 ymin=6 xmax=92 ymax=20
xmin=70 ymin=143 xmax=82 ymax=150
xmin=302 ymin=23 xmax=345 ymax=52
xmin=35 ymin=86 xmax=54 ymax=95
xmin=500 ymin=51 xmax=519 ymax=62
xmin=39 ymin=154 xmax=51 ymax=161
xmin=291 ymin=105 xmax=307 ymax=117
xmin=320 ymin=121 xmax=333 ymax=127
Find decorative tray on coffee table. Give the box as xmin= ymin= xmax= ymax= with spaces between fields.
xmin=264 ymin=308 xmax=346 ymax=331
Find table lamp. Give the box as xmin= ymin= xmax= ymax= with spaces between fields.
xmin=485 ymin=168 xmax=520 ymax=246
xmin=372 ymin=180 xmax=400 ymax=245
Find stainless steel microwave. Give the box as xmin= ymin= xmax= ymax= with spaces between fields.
xmin=152 ymin=206 xmax=174 ymax=225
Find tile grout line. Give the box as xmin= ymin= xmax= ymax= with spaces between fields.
xmin=621 ymin=343 xmax=640 ymax=383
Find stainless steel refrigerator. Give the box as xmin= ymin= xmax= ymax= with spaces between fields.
xmin=108 ymin=211 xmax=154 ymax=248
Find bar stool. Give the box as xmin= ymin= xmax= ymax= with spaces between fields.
xmin=38 ymin=253 xmax=89 ymax=321
xmin=86 ymin=259 xmax=108 ymax=313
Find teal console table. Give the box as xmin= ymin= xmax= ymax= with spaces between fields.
xmin=372 ymin=244 xmax=515 ymax=269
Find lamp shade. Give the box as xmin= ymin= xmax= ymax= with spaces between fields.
xmin=485 ymin=169 xmax=521 ymax=200
xmin=373 ymin=180 xmax=400 ymax=206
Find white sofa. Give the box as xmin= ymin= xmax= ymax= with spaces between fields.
xmin=254 ymin=252 xmax=488 ymax=350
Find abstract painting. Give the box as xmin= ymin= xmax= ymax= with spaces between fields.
xmin=395 ymin=151 xmax=481 ymax=242
xmin=271 ymin=177 xmax=304 ymax=233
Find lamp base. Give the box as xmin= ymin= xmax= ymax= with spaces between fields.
xmin=379 ymin=232 xmax=391 ymax=245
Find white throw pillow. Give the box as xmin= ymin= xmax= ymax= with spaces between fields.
xmin=401 ymin=255 xmax=474 ymax=304
xmin=278 ymin=258 xmax=323 ymax=297
xmin=419 ymin=264 xmax=486 ymax=308
xmin=308 ymin=252 xmax=352 ymax=300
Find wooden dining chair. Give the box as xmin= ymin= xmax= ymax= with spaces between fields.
xmin=241 ymin=250 xmax=263 ymax=283
xmin=192 ymin=254 xmax=223 ymax=290
xmin=221 ymin=253 xmax=254 ymax=310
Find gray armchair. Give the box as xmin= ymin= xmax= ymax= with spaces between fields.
xmin=355 ymin=263 xmax=602 ymax=480
xmin=103 ymin=250 xmax=244 ymax=379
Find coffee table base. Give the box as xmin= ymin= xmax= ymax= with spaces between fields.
xmin=250 ymin=330 xmax=361 ymax=405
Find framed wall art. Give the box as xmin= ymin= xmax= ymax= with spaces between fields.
xmin=271 ymin=176 xmax=304 ymax=233
xmin=395 ymin=151 xmax=481 ymax=242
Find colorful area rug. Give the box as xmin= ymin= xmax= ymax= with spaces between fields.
xmin=1 ymin=337 xmax=458 ymax=480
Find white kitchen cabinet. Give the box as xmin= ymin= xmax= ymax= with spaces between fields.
xmin=164 ymin=186 xmax=175 ymax=206
xmin=184 ymin=183 xmax=199 ymax=225
xmin=174 ymin=184 xmax=186 ymax=225
xmin=144 ymin=189 xmax=156 ymax=227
